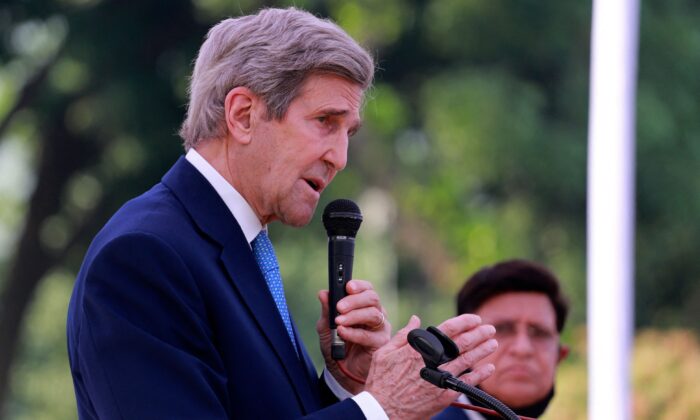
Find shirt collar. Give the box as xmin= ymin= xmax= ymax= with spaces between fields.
xmin=458 ymin=394 xmax=486 ymax=420
xmin=185 ymin=148 xmax=263 ymax=244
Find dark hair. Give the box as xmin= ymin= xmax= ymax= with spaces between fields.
xmin=457 ymin=259 xmax=570 ymax=332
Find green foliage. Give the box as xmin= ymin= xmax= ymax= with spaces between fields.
xmin=7 ymin=271 xmax=77 ymax=420
xmin=635 ymin=1 xmax=700 ymax=332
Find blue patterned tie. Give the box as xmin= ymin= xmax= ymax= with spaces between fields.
xmin=251 ymin=230 xmax=298 ymax=354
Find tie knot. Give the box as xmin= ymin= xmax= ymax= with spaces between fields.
xmin=253 ymin=229 xmax=271 ymax=247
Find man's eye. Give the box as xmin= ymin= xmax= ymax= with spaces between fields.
xmin=529 ymin=326 xmax=554 ymax=340
xmin=317 ymin=116 xmax=328 ymax=124
xmin=494 ymin=322 xmax=516 ymax=336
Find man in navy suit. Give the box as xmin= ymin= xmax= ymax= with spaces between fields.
xmin=67 ymin=7 xmax=499 ymax=419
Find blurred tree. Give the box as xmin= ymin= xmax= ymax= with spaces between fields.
xmin=0 ymin=0 xmax=207 ymax=415
xmin=362 ymin=0 xmax=592 ymax=325
xmin=635 ymin=0 xmax=700 ymax=332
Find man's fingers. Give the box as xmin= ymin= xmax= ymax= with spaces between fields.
xmin=459 ymin=363 xmax=496 ymax=387
xmin=318 ymin=290 xmax=329 ymax=314
xmin=316 ymin=290 xmax=330 ymax=331
xmin=337 ymin=324 xmax=389 ymax=349
xmin=452 ymin=324 xmax=496 ymax=352
xmin=382 ymin=315 xmax=420 ymax=351
xmin=436 ymin=314 xmax=482 ymax=338
xmin=345 ymin=279 xmax=374 ymax=294
xmin=335 ymin=306 xmax=385 ymax=329
xmin=443 ymin=338 xmax=498 ymax=376
xmin=336 ymin=288 xmax=380 ymax=314
xmin=335 ymin=279 xmax=378 ymax=314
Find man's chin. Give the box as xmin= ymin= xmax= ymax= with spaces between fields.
xmin=279 ymin=206 xmax=317 ymax=227
xmin=492 ymin=384 xmax=546 ymax=409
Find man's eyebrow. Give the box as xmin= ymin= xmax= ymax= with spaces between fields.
xmin=319 ymin=108 xmax=350 ymax=116
xmin=527 ymin=321 xmax=556 ymax=330
xmin=491 ymin=319 xmax=554 ymax=329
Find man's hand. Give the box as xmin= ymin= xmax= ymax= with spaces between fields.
xmin=364 ymin=314 xmax=498 ymax=419
xmin=317 ymin=279 xmax=391 ymax=394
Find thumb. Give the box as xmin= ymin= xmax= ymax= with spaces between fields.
xmin=383 ymin=315 xmax=421 ymax=351
xmin=317 ymin=290 xmax=330 ymax=328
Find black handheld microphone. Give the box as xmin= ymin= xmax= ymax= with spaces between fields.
xmin=322 ymin=199 xmax=363 ymax=360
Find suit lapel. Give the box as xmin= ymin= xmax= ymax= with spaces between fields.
xmin=162 ymin=157 xmax=320 ymax=413
xmin=220 ymin=245 xmax=321 ymax=413
xmin=292 ymin=316 xmax=323 ymax=393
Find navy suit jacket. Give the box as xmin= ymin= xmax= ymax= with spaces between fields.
xmin=433 ymin=406 xmax=472 ymax=419
xmin=67 ymin=157 xmax=364 ymax=419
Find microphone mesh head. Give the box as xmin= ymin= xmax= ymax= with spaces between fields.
xmin=322 ymin=199 xmax=363 ymax=237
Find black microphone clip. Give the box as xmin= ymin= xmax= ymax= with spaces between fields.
xmin=407 ymin=326 xmax=459 ymax=388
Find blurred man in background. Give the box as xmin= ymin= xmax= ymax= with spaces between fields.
xmin=436 ymin=259 xmax=570 ymax=419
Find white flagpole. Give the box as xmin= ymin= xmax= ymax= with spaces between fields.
xmin=587 ymin=0 xmax=639 ymax=419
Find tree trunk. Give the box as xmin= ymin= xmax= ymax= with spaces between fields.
xmin=0 ymin=109 xmax=97 ymax=416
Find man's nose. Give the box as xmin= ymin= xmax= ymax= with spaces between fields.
xmin=509 ymin=330 xmax=535 ymax=355
xmin=324 ymin=132 xmax=348 ymax=171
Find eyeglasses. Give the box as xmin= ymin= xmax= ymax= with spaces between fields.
xmin=492 ymin=321 xmax=558 ymax=348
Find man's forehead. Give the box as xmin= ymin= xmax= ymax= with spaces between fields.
xmin=477 ymin=292 xmax=557 ymax=322
xmin=297 ymin=74 xmax=364 ymax=104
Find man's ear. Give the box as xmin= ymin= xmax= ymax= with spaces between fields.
xmin=557 ymin=344 xmax=570 ymax=364
xmin=224 ymin=86 xmax=258 ymax=145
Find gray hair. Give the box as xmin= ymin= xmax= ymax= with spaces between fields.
xmin=179 ymin=7 xmax=375 ymax=149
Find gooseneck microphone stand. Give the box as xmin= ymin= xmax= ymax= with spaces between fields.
xmin=418 ymin=364 xmax=520 ymax=420
xmin=408 ymin=327 xmax=520 ymax=420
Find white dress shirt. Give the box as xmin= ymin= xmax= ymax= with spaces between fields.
xmin=457 ymin=394 xmax=486 ymax=420
xmin=185 ymin=149 xmax=388 ymax=420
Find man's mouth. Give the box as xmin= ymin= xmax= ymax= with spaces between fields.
xmin=305 ymin=178 xmax=321 ymax=192
xmin=501 ymin=365 xmax=534 ymax=377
